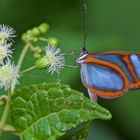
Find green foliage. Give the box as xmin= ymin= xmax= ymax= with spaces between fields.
xmin=1 ymin=0 xmax=140 ymax=139
xmin=11 ymin=82 xmax=111 ymax=140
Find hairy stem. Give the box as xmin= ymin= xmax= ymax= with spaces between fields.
xmin=0 ymin=90 xmax=12 ymax=129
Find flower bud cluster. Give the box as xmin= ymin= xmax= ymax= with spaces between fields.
xmin=21 ymin=23 xmax=65 ymax=74
xmin=21 ymin=23 xmax=50 ymax=43
xmin=22 ymin=23 xmax=59 ymax=59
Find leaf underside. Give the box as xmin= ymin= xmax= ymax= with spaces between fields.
xmin=11 ymin=82 xmax=112 ymax=140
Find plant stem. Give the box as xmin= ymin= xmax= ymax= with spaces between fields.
xmin=3 ymin=124 xmax=16 ymax=132
xmin=0 ymin=90 xmax=12 ymax=129
xmin=20 ymin=65 xmax=36 ymax=74
xmin=12 ymin=42 xmax=33 ymax=92
xmin=11 ymin=43 xmax=30 ymax=94
xmin=16 ymin=44 xmax=29 ymax=72
xmin=39 ymin=37 xmax=48 ymax=42
xmin=28 ymin=43 xmax=36 ymax=52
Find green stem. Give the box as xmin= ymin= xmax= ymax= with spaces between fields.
xmin=0 ymin=95 xmax=8 ymax=106
xmin=20 ymin=65 xmax=36 ymax=74
xmin=16 ymin=44 xmax=30 ymax=72
xmin=0 ymin=90 xmax=12 ymax=129
xmin=3 ymin=124 xmax=16 ymax=133
xmin=11 ymin=42 xmax=33 ymax=93
xmin=10 ymin=44 xmax=30 ymax=94
xmin=28 ymin=43 xmax=36 ymax=52
xmin=39 ymin=37 xmax=48 ymax=42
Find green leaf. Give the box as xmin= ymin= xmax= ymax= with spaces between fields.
xmin=11 ymin=82 xmax=112 ymax=140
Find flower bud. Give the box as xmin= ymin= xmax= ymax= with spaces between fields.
xmin=21 ymin=33 xmax=28 ymax=42
xmin=27 ymin=30 xmax=32 ymax=36
xmin=0 ymin=61 xmax=19 ymax=90
xmin=32 ymin=37 xmax=38 ymax=42
xmin=0 ymin=43 xmax=13 ymax=63
xmin=0 ymin=24 xmax=16 ymax=42
xmin=35 ymin=56 xmax=49 ymax=69
xmin=47 ymin=37 xmax=58 ymax=46
xmin=38 ymin=23 xmax=49 ymax=34
xmin=34 ymin=53 xmax=42 ymax=59
xmin=31 ymin=27 xmax=40 ymax=36
xmin=34 ymin=47 xmax=42 ymax=53
xmin=35 ymin=46 xmax=64 ymax=74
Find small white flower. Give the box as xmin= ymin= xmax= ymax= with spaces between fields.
xmin=0 ymin=24 xmax=16 ymax=42
xmin=0 ymin=61 xmax=19 ymax=90
xmin=44 ymin=45 xmax=65 ymax=74
xmin=0 ymin=43 xmax=13 ymax=63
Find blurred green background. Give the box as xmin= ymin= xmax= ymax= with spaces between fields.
xmin=0 ymin=0 xmax=140 ymax=140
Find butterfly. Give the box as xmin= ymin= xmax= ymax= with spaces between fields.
xmin=77 ymin=47 xmax=140 ymax=101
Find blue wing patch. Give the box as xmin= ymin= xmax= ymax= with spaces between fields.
xmin=93 ymin=54 xmax=135 ymax=82
xmin=81 ymin=63 xmax=124 ymax=91
xmin=130 ymin=54 xmax=140 ymax=79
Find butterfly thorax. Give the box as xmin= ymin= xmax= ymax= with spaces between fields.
xmin=77 ymin=47 xmax=89 ymax=63
xmin=77 ymin=53 xmax=89 ymax=63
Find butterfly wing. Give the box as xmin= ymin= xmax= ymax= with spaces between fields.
xmin=80 ymin=51 xmax=140 ymax=99
xmin=81 ymin=57 xmax=129 ymax=98
xmin=92 ymin=52 xmax=140 ymax=89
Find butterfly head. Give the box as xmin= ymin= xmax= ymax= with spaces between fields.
xmin=76 ymin=47 xmax=88 ymax=63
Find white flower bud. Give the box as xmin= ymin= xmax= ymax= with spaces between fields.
xmin=35 ymin=46 xmax=65 ymax=74
xmin=0 ymin=61 xmax=19 ymax=90
xmin=0 ymin=24 xmax=16 ymax=44
xmin=0 ymin=43 xmax=13 ymax=63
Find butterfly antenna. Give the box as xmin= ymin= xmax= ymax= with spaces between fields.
xmin=82 ymin=0 xmax=88 ymax=53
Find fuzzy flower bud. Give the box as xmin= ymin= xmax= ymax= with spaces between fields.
xmin=0 ymin=61 xmax=19 ymax=90
xmin=35 ymin=46 xmax=64 ymax=74
xmin=0 ymin=43 xmax=13 ymax=63
xmin=0 ymin=24 xmax=16 ymax=44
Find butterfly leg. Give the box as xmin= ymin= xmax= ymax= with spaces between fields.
xmin=63 ymin=50 xmax=79 ymax=68
xmin=88 ymin=89 xmax=98 ymax=102
xmin=64 ymin=65 xmax=78 ymax=68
